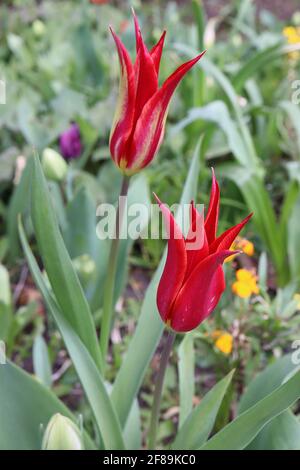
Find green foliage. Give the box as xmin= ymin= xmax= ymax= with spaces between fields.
xmin=0 ymin=361 xmax=95 ymax=450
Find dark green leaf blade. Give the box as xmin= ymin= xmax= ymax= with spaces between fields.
xmin=173 ymin=370 xmax=234 ymax=450
xmin=200 ymin=369 xmax=300 ymax=450
xmin=0 ymin=361 xmax=95 ymax=450
xmin=31 ymin=155 xmax=102 ymax=369
xmin=19 ymin=219 xmax=125 ymax=450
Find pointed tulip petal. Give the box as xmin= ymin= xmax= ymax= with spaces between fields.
xmin=160 ymin=51 xmax=206 ymax=101
xmin=170 ymin=250 xmax=235 ymax=332
xmin=133 ymin=37 xmax=158 ymax=122
xmin=150 ymin=31 xmax=166 ymax=74
xmin=109 ymin=28 xmax=136 ymax=167
xmin=205 ymin=169 xmax=220 ymax=245
xmin=202 ymin=266 xmax=225 ymax=320
xmin=127 ymin=52 xmax=206 ymax=171
xmin=185 ymin=201 xmax=209 ymax=279
xmin=209 ymin=213 xmax=253 ymax=254
xmin=155 ymin=194 xmax=187 ymax=323
xmin=132 ymin=9 xmax=142 ymax=52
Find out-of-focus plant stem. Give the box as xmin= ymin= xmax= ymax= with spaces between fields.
xmin=148 ymin=329 xmax=176 ymax=449
xmin=191 ymin=0 xmax=206 ymax=144
xmin=100 ymin=174 xmax=130 ymax=371
xmin=192 ymin=0 xmax=205 ymax=107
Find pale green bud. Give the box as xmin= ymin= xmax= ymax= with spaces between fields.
xmin=0 ymin=264 xmax=11 ymax=307
xmin=73 ymin=254 xmax=96 ymax=284
xmin=232 ymin=34 xmax=243 ymax=48
xmin=42 ymin=414 xmax=84 ymax=450
xmin=292 ymin=12 xmax=300 ymax=26
xmin=32 ymin=20 xmax=46 ymax=37
xmin=42 ymin=148 xmax=67 ymax=182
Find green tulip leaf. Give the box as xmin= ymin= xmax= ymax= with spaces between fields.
xmin=173 ymin=370 xmax=235 ymax=450
xmin=239 ymin=354 xmax=300 ymax=450
xmin=19 ymin=219 xmax=125 ymax=450
xmin=31 ymin=155 xmax=102 ymax=370
xmin=0 ymin=361 xmax=95 ymax=450
xmin=200 ymin=368 xmax=300 ymax=450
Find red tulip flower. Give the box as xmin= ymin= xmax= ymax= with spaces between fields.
xmin=156 ymin=171 xmax=252 ymax=332
xmin=109 ymin=12 xmax=205 ymax=175
xmin=90 ymin=1 xmax=108 ymax=4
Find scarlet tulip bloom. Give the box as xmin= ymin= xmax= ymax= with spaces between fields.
xmin=156 ymin=172 xmax=252 ymax=332
xmin=109 ymin=13 xmax=205 ymax=175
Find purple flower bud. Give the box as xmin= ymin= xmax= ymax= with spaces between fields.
xmin=59 ymin=124 xmax=82 ymax=160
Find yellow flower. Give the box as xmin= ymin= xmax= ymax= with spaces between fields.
xmin=225 ymin=237 xmax=254 ymax=262
xmin=293 ymin=293 xmax=300 ymax=309
xmin=241 ymin=239 xmax=254 ymax=256
xmin=214 ymin=332 xmax=233 ymax=355
xmin=232 ymin=269 xmax=259 ymax=298
xmin=283 ymin=26 xmax=300 ymax=60
xmin=283 ymin=26 xmax=300 ymax=43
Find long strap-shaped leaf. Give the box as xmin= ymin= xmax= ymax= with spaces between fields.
xmin=199 ymin=369 xmax=300 ymax=450
xmin=31 ymin=155 xmax=102 ymax=370
xmin=232 ymin=43 xmax=300 ymax=92
xmin=8 ymin=157 xmax=34 ymax=261
xmin=0 ymin=361 xmax=96 ymax=450
xmin=19 ymin=219 xmax=125 ymax=450
xmin=238 ymin=355 xmax=300 ymax=450
xmin=238 ymin=354 xmax=298 ymax=413
xmin=221 ymin=165 xmax=287 ymax=285
xmin=111 ymin=138 xmax=203 ymax=428
xmin=173 ymin=44 xmax=260 ymax=171
xmin=178 ymin=334 xmax=195 ymax=427
xmin=173 ymin=370 xmax=235 ymax=450
xmin=171 ymin=101 xmax=252 ymax=167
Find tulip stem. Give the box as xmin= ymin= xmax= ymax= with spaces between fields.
xmin=100 ymin=174 xmax=130 ymax=370
xmin=148 ymin=329 xmax=176 ymax=449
